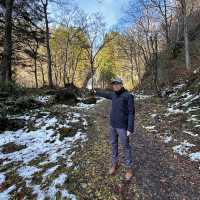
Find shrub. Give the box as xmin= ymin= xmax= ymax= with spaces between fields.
xmin=0 ymin=81 xmax=25 ymax=97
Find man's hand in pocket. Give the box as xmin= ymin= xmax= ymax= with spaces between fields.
xmin=127 ymin=131 xmax=132 ymax=137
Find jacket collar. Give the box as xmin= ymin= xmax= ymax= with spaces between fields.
xmin=114 ymin=87 xmax=126 ymax=96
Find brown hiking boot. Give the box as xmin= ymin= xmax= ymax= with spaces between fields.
xmin=125 ymin=169 xmax=133 ymax=181
xmin=108 ymin=163 xmax=119 ymax=175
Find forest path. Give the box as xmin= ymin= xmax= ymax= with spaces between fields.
xmin=69 ymin=96 xmax=200 ymax=200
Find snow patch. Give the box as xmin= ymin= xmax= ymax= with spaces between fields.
xmin=172 ymin=140 xmax=195 ymax=156
xmin=189 ymin=152 xmax=200 ymax=161
xmin=183 ymin=130 xmax=198 ymax=137
xmin=0 ymin=104 xmax=90 ymax=199
xmin=143 ymin=125 xmax=157 ymax=132
xmin=163 ymin=135 xmax=172 ymax=143
xmin=166 ymin=107 xmax=184 ymax=115
xmin=35 ymin=96 xmax=51 ymax=103
xmin=43 ymin=165 xmax=59 ymax=178
xmin=74 ymin=102 xmax=96 ymax=110
xmin=17 ymin=166 xmax=41 ymax=178
xmin=0 ymin=173 xmax=5 ymax=185
xmin=135 ymin=94 xmax=154 ymax=100
xmin=0 ymin=185 xmax=16 ymax=199
xmin=61 ymin=189 xmax=77 ymax=200
xmin=151 ymin=114 xmax=157 ymax=118
xmin=160 ymin=130 xmax=172 ymax=143
xmin=53 ymin=173 xmax=68 ymax=186
xmin=0 ymin=128 xmax=87 ymax=164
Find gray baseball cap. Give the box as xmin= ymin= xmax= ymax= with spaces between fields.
xmin=111 ymin=77 xmax=123 ymax=84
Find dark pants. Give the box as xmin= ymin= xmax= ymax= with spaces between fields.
xmin=109 ymin=126 xmax=133 ymax=168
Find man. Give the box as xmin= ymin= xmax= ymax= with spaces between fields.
xmin=94 ymin=77 xmax=135 ymax=180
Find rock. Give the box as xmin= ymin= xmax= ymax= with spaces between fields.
xmin=81 ymin=183 xmax=88 ymax=189
xmin=55 ymin=89 xmax=78 ymax=105
xmin=15 ymin=97 xmax=43 ymax=110
xmin=42 ymin=85 xmax=96 ymax=106
xmin=0 ymin=118 xmax=26 ymax=132
xmin=58 ymin=127 xmax=77 ymax=140
xmin=45 ymin=89 xmax=58 ymax=95
xmin=1 ymin=142 xmax=26 ymax=153
xmin=0 ymin=91 xmax=10 ymax=98
xmin=81 ymin=88 xmax=95 ymax=98
xmin=81 ymin=96 xmax=97 ymax=104
xmin=65 ymin=83 xmax=82 ymax=96
xmin=1 ymin=97 xmax=44 ymax=115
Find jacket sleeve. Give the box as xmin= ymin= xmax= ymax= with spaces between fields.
xmin=95 ymin=90 xmax=113 ymax=100
xmin=127 ymin=94 xmax=135 ymax=133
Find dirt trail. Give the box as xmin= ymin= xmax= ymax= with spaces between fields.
xmin=69 ymin=97 xmax=200 ymax=200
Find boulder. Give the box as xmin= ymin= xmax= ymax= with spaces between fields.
xmin=55 ymin=89 xmax=78 ymax=105
xmin=0 ymin=91 xmax=10 ymax=98
xmin=1 ymin=142 xmax=26 ymax=153
xmin=15 ymin=97 xmax=43 ymax=110
xmin=0 ymin=118 xmax=26 ymax=132
xmin=81 ymin=96 xmax=97 ymax=104
xmin=58 ymin=127 xmax=77 ymax=140
xmin=1 ymin=97 xmax=44 ymax=114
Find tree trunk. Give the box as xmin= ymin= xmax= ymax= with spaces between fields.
xmin=82 ymin=71 xmax=92 ymax=88
xmin=91 ymin=61 xmax=94 ymax=90
xmin=90 ymin=48 xmax=95 ymax=90
xmin=0 ymin=0 xmax=14 ymax=82
xmin=71 ymin=52 xmax=81 ymax=84
xmin=133 ymin=53 xmax=141 ymax=86
xmin=34 ymin=41 xmax=39 ymax=88
xmin=183 ymin=10 xmax=191 ymax=70
xmin=150 ymin=34 xmax=160 ymax=95
xmin=41 ymin=66 xmax=45 ymax=87
xmin=130 ymin=55 xmax=135 ymax=89
xmin=39 ymin=60 xmax=45 ymax=87
xmin=179 ymin=0 xmax=191 ymax=71
xmin=63 ymin=46 xmax=69 ymax=86
xmin=43 ymin=1 xmax=53 ymax=87
xmin=34 ymin=57 xmax=38 ymax=88
xmin=154 ymin=34 xmax=160 ymax=95
xmin=164 ymin=0 xmax=170 ymax=46
xmin=63 ymin=62 xmax=67 ymax=86
xmin=52 ymin=62 xmax=57 ymax=87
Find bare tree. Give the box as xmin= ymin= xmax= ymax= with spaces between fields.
xmin=150 ymin=33 xmax=160 ymax=95
xmin=52 ymin=4 xmax=87 ymax=86
xmin=149 ymin=0 xmax=174 ymax=46
xmin=119 ymin=29 xmax=143 ymax=87
xmin=25 ymin=32 xmax=45 ymax=88
xmin=177 ymin=0 xmax=191 ymax=71
xmin=41 ymin=0 xmax=53 ymax=87
xmin=82 ymin=13 xmax=112 ymax=89
xmin=0 ymin=0 xmax=14 ymax=82
xmin=38 ymin=58 xmax=46 ymax=87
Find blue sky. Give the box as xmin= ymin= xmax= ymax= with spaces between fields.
xmin=75 ymin=0 xmax=129 ymax=28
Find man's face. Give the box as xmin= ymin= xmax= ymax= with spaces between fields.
xmin=112 ymin=83 xmax=123 ymax=91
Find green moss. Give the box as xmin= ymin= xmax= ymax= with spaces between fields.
xmin=58 ymin=127 xmax=76 ymax=140
xmin=26 ymin=121 xmax=37 ymax=132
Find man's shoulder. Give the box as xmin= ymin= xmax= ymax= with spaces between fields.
xmin=123 ymin=90 xmax=134 ymax=97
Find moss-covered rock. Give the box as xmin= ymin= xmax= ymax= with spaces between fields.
xmin=58 ymin=127 xmax=76 ymax=140
xmin=55 ymin=89 xmax=78 ymax=105
xmin=0 ymin=118 xmax=26 ymax=132
xmin=0 ymin=81 xmax=26 ymax=97
xmin=1 ymin=142 xmax=26 ymax=154
xmin=81 ymin=96 xmax=97 ymax=104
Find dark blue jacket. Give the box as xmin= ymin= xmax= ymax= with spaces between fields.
xmin=96 ymin=88 xmax=135 ymax=133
